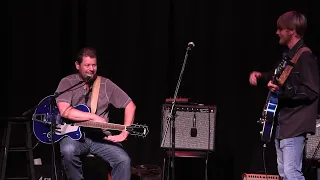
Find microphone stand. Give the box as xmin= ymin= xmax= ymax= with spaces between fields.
xmin=161 ymin=43 xmax=194 ymax=180
xmin=22 ymin=77 xmax=89 ymax=180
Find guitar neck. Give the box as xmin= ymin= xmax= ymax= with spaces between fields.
xmin=73 ymin=121 xmax=126 ymax=131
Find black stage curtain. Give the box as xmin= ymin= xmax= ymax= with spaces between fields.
xmin=2 ymin=0 xmax=320 ymax=179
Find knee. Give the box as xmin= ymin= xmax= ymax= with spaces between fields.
xmin=119 ymin=154 xmax=131 ymax=165
xmin=60 ymin=143 xmax=77 ymax=162
xmin=114 ymin=154 xmax=131 ymax=167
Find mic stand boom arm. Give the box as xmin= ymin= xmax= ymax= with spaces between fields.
xmin=161 ymin=43 xmax=194 ymax=180
xmin=22 ymin=79 xmax=88 ymax=116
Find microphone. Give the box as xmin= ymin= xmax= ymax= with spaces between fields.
xmin=84 ymin=74 xmax=93 ymax=83
xmin=191 ymin=113 xmax=197 ymax=137
xmin=85 ymin=74 xmax=92 ymax=81
xmin=188 ymin=42 xmax=195 ymax=49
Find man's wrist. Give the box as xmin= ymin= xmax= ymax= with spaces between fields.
xmin=122 ymin=131 xmax=129 ymax=136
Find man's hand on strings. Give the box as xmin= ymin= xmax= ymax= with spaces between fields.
xmin=268 ymin=80 xmax=279 ymax=92
xmin=104 ymin=131 xmax=129 ymax=143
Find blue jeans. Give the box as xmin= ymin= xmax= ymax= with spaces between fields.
xmin=59 ymin=136 xmax=131 ymax=180
xmin=274 ymin=136 xmax=306 ymax=180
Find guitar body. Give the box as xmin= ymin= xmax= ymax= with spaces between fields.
xmin=257 ymin=54 xmax=290 ymax=143
xmin=32 ymin=95 xmax=88 ymax=144
xmin=260 ymin=91 xmax=278 ymax=142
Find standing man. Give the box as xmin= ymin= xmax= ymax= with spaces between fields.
xmin=55 ymin=47 xmax=135 ymax=180
xmin=249 ymin=11 xmax=319 ymax=179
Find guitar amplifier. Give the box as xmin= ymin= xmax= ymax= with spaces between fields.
xmin=242 ymin=173 xmax=280 ymax=180
xmin=305 ymin=116 xmax=320 ymax=160
xmin=160 ymin=104 xmax=217 ymax=151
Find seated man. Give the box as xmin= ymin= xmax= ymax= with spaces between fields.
xmin=55 ymin=47 xmax=135 ymax=180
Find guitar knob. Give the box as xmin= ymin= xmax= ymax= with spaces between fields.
xmin=258 ymin=118 xmax=266 ymax=124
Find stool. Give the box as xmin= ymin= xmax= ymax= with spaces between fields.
xmin=84 ymin=154 xmax=112 ymax=180
xmin=0 ymin=117 xmax=36 ymax=180
xmin=61 ymin=153 xmax=112 ymax=180
xmin=162 ymin=150 xmax=208 ymax=180
xmin=83 ymin=154 xmax=136 ymax=180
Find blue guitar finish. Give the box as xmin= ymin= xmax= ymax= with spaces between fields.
xmin=32 ymin=95 xmax=87 ymax=144
xmin=259 ymin=91 xmax=279 ymax=142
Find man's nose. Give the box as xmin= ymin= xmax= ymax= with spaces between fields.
xmin=88 ymin=65 xmax=94 ymax=71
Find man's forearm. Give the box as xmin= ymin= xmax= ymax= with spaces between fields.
xmin=261 ymin=71 xmax=273 ymax=82
xmin=61 ymin=106 xmax=98 ymax=121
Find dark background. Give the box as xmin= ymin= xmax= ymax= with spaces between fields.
xmin=2 ymin=0 xmax=320 ymax=180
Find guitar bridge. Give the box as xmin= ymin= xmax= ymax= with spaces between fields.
xmin=32 ymin=113 xmax=60 ymax=125
xmin=33 ymin=114 xmax=47 ymax=123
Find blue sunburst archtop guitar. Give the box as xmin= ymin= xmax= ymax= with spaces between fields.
xmin=32 ymin=95 xmax=149 ymax=144
xmin=258 ymin=55 xmax=288 ymax=143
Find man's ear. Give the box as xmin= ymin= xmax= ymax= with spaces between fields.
xmin=292 ymin=29 xmax=299 ymax=37
xmin=75 ymin=61 xmax=80 ymax=70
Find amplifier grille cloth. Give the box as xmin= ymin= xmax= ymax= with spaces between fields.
xmin=305 ymin=117 xmax=320 ymax=160
xmin=160 ymin=104 xmax=216 ymax=151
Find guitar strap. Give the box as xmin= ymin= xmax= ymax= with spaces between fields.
xmin=277 ymin=47 xmax=312 ymax=86
xmin=90 ymin=76 xmax=101 ymax=114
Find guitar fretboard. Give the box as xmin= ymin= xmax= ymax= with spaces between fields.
xmin=73 ymin=121 xmax=126 ymax=131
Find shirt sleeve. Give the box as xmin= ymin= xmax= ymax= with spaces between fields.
xmin=55 ymin=78 xmax=73 ymax=104
xmin=106 ymin=80 xmax=132 ymax=108
xmin=261 ymin=71 xmax=274 ymax=82
xmin=260 ymin=61 xmax=282 ymax=83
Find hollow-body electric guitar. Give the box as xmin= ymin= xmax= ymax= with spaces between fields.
xmin=258 ymin=57 xmax=288 ymax=143
xmin=32 ymin=95 xmax=149 ymax=144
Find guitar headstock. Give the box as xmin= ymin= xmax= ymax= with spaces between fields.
xmin=126 ymin=124 xmax=149 ymax=138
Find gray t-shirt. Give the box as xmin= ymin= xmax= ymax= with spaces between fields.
xmin=55 ymin=73 xmax=132 ymax=122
